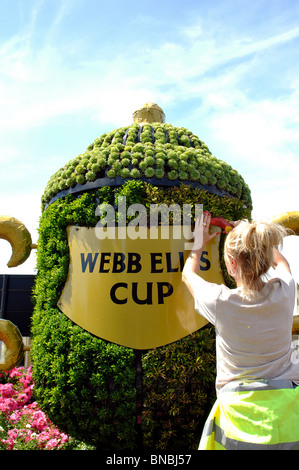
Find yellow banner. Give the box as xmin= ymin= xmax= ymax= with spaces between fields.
xmin=58 ymin=226 xmax=223 ymax=349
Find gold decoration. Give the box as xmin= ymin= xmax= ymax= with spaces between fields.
xmin=293 ymin=316 xmax=299 ymax=335
xmin=0 ymin=319 xmax=30 ymax=371
xmin=57 ymin=226 xmax=224 ymax=349
xmin=272 ymin=211 xmax=299 ymax=235
xmin=0 ymin=216 xmax=37 ymax=267
xmin=271 ymin=211 xmax=299 ymax=334
xmin=133 ymin=102 xmax=165 ymax=124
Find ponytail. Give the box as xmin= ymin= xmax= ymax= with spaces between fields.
xmin=224 ymin=220 xmax=289 ymax=298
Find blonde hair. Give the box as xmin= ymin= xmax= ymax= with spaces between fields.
xmin=224 ymin=220 xmax=289 ymax=299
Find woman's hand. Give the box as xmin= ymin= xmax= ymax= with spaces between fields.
xmin=193 ymin=211 xmax=219 ymax=252
xmin=182 ymin=211 xmax=219 ymax=297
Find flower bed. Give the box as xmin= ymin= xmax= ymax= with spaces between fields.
xmin=0 ymin=366 xmax=93 ymax=450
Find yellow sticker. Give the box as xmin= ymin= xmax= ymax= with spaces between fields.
xmin=58 ymin=226 xmax=223 ymax=349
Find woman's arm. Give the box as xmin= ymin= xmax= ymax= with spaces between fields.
xmin=272 ymin=247 xmax=291 ymax=274
xmin=182 ymin=211 xmax=219 ymax=297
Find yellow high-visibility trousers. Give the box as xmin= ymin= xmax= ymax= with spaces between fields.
xmin=199 ymin=380 xmax=299 ymax=450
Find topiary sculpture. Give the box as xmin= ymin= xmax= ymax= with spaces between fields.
xmin=3 ymin=103 xmax=254 ymax=450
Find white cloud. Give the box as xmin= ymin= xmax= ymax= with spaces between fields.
xmin=206 ymin=92 xmax=299 ymax=221
xmin=210 ymin=106 xmax=298 ymax=168
xmin=0 ymin=1 xmax=297 ymax=281
xmin=0 ymin=3 xmax=298 ymax=220
xmin=0 ymin=4 xmax=298 ymax=136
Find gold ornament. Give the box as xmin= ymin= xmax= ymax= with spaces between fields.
xmin=0 ymin=216 xmax=37 ymax=267
xmin=0 ymin=319 xmax=30 ymax=371
xmin=133 ymin=102 xmax=165 ymax=124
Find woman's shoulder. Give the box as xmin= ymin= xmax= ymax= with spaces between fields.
xmin=265 ymin=266 xmax=295 ymax=288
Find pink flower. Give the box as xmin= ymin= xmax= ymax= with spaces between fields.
xmin=60 ymin=433 xmax=69 ymax=444
xmin=25 ymin=433 xmax=33 ymax=443
xmin=29 ymin=401 xmax=38 ymax=408
xmin=45 ymin=438 xmax=58 ymax=449
xmin=9 ymin=368 xmax=22 ymax=379
xmin=34 ymin=418 xmax=48 ymax=431
xmin=8 ymin=428 xmax=18 ymax=440
xmin=1 ymin=438 xmax=14 ymax=450
xmin=16 ymin=393 xmax=28 ymax=404
xmin=9 ymin=410 xmax=22 ymax=422
xmin=37 ymin=431 xmax=51 ymax=448
xmin=0 ymin=366 xmax=72 ymax=450
xmin=0 ymin=397 xmax=18 ymax=414
xmin=0 ymin=383 xmax=14 ymax=398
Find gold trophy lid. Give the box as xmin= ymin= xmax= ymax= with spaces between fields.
xmin=133 ymin=102 xmax=165 ymax=124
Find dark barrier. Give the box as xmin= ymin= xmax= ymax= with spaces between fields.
xmin=0 ymin=275 xmax=35 ymax=336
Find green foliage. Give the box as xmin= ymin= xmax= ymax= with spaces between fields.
xmin=33 ymin=107 xmax=253 ymax=451
xmin=41 ymin=123 xmax=252 ymax=211
xmin=97 ymin=180 xmax=250 ymax=234
xmin=142 ymin=327 xmax=216 ymax=450
xmin=31 ymin=180 xmax=250 ymax=450
xmin=31 ymin=193 xmax=137 ymax=450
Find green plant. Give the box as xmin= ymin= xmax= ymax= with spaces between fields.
xmin=31 ymin=193 xmax=137 ymax=450
xmin=32 ymin=120 xmax=252 ymax=450
xmin=142 ymin=327 xmax=216 ymax=450
xmin=41 ymin=123 xmax=252 ymax=211
xmin=31 ymin=181 xmax=249 ymax=450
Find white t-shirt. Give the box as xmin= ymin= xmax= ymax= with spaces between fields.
xmin=193 ymin=268 xmax=298 ymax=393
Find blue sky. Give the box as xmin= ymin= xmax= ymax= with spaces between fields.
xmin=0 ymin=0 xmax=298 ymax=279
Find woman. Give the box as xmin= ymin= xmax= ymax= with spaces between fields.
xmin=182 ymin=211 xmax=299 ymax=450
